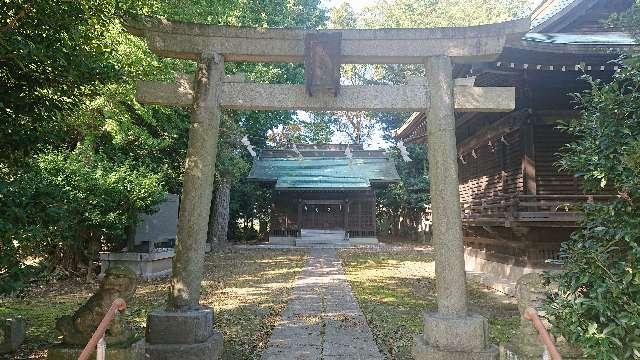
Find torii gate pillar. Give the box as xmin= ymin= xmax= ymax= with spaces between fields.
xmin=145 ymin=54 xmax=224 ymax=359
xmin=413 ymin=56 xmax=498 ymax=359
xmin=127 ymin=16 xmax=528 ymax=360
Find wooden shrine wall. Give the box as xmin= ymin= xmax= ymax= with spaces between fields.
xmin=269 ymin=190 xmax=376 ymax=237
xmin=347 ymin=199 xmax=376 ymax=237
xmin=533 ymin=124 xmax=582 ymax=195
xmin=455 ymin=115 xmax=597 ymax=203
xmin=457 ymin=128 xmax=523 ymax=203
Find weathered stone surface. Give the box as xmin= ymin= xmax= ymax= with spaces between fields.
xmin=136 ymin=78 xmax=515 ymax=113
xmin=145 ymin=329 xmax=223 ymax=360
xmin=126 ymin=17 xmax=529 ymax=64
xmin=168 ymin=54 xmax=223 ymax=310
xmin=424 ymin=55 xmax=468 ymax=316
xmin=504 ymin=273 xmax=584 ymax=359
xmin=99 ymin=249 xmax=174 ymax=280
xmin=133 ymin=193 xmax=179 ymax=248
xmin=262 ymin=248 xmax=382 ymax=360
xmin=146 ymin=307 xmax=214 ymax=344
xmin=415 ymin=55 xmax=501 ymax=359
xmin=0 ymin=316 xmax=25 ymax=354
xmin=47 ymin=340 xmax=145 ymax=360
xmin=422 ymin=313 xmax=489 ymax=352
xmin=55 ymin=266 xmax=137 ymax=346
xmin=413 ymin=336 xmax=498 ymax=360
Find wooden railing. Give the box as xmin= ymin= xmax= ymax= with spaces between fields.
xmin=78 ymin=298 xmax=127 ymax=360
xmin=524 ymin=307 xmax=562 ymax=360
xmin=460 ymin=194 xmax=615 ymax=225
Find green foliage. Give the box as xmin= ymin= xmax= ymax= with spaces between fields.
xmin=359 ymin=0 xmax=528 ymax=28
xmin=0 ymin=0 xmax=328 ymax=290
xmin=377 ymin=144 xmax=430 ymax=239
xmin=545 ymin=58 xmax=640 ymax=358
xmin=0 ymin=149 xmax=164 ymax=280
xmin=216 ymin=116 xmax=250 ymax=182
xmin=321 ymin=0 xmax=529 ymax=239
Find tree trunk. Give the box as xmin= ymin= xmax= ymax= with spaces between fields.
xmin=207 ymin=180 xmax=231 ymax=250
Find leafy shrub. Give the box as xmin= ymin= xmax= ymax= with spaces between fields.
xmin=0 ymin=148 xmax=164 ymax=293
xmin=545 ymin=60 xmax=640 ymax=358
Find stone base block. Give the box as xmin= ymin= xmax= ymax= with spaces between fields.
xmin=47 ymin=340 xmax=145 ymax=360
xmin=100 ymin=250 xmax=174 ymax=280
xmin=146 ymin=307 xmax=214 ymax=344
xmin=422 ymin=313 xmax=489 ymax=351
xmin=145 ymin=330 xmax=223 ymax=360
xmin=145 ymin=307 xmax=223 ymax=360
xmin=501 ymin=336 xmax=584 ymax=360
xmin=269 ymin=236 xmax=296 ymax=245
xmin=0 ymin=316 xmax=25 ymax=354
xmin=349 ymin=237 xmax=379 ymax=245
xmin=413 ymin=335 xmax=498 ymax=360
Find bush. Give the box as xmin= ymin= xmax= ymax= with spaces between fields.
xmin=0 ymin=148 xmax=164 ymax=293
xmin=545 ymin=60 xmax=640 ymax=358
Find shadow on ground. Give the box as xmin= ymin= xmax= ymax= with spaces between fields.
xmin=339 ymin=245 xmax=519 ymax=360
xmin=0 ymin=249 xmax=307 ymax=360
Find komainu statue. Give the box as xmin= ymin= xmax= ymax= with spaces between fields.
xmin=55 ymin=266 xmax=137 ymax=346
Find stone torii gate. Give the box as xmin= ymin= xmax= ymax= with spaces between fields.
xmin=128 ymin=17 xmax=529 ymax=359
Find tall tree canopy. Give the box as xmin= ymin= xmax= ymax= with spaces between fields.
xmin=0 ymin=0 xmax=326 ymax=292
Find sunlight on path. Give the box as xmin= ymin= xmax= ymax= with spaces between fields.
xmin=262 ymin=248 xmax=382 ymax=360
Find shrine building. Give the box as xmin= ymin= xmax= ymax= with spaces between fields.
xmin=248 ymin=144 xmax=400 ymax=245
xmin=395 ymin=0 xmax=634 ymax=284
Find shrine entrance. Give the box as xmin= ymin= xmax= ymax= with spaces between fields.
xmin=128 ymin=16 xmax=529 ymax=360
xmin=302 ymin=201 xmax=344 ymax=230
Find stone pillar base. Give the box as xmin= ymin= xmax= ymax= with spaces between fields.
xmin=47 ymin=340 xmax=145 ymax=360
xmin=145 ymin=307 xmax=223 ymax=360
xmin=413 ymin=312 xmax=498 ymax=360
xmin=413 ymin=336 xmax=498 ymax=360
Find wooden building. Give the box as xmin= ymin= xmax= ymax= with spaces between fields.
xmin=396 ymin=0 xmax=633 ymax=267
xmin=248 ymin=144 xmax=399 ymax=245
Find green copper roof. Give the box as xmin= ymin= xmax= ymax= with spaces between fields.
xmin=248 ymin=156 xmax=400 ymax=190
xmin=524 ymin=32 xmax=636 ymax=46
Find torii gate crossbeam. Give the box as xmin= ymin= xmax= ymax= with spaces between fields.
xmin=129 ymin=17 xmax=530 ymax=360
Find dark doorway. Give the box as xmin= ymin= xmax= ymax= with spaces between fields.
xmin=302 ymin=202 xmax=345 ymax=230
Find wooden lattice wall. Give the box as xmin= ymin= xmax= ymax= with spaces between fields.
xmin=457 ymin=128 xmax=523 ymax=203
xmin=269 ymin=190 xmax=376 ymax=238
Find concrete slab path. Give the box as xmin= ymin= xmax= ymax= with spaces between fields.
xmin=262 ymin=248 xmax=382 ymax=360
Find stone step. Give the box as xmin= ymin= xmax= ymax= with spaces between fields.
xmin=295 ymin=237 xmax=347 ymax=246
xmin=300 ymin=229 xmax=345 ymax=237
xmin=295 ymin=239 xmax=347 ymax=246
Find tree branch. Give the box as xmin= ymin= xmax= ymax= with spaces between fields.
xmin=1 ymin=8 xmax=28 ymax=33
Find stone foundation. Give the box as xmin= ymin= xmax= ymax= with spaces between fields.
xmin=145 ymin=307 xmax=223 ymax=360
xmin=414 ymin=313 xmax=498 ymax=359
xmin=268 ymin=236 xmax=296 ymax=245
xmin=268 ymin=236 xmax=378 ymax=246
xmin=47 ymin=340 xmax=145 ymax=360
xmin=99 ymin=250 xmax=174 ymax=280
xmin=349 ymin=237 xmax=378 ymax=245
xmin=413 ymin=336 xmax=498 ymax=360
xmin=464 ymin=247 xmax=557 ymax=296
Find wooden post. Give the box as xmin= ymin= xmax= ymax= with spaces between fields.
xmin=522 ymin=120 xmax=537 ymax=195
xmin=297 ymin=199 xmax=303 ymax=236
xmin=169 ymin=54 xmax=224 ymax=310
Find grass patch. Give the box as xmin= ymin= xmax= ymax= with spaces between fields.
xmin=0 ymin=248 xmax=306 ymax=359
xmin=339 ymin=247 xmax=519 ymax=360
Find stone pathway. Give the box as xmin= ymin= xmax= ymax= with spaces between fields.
xmin=262 ymin=248 xmax=382 ymax=360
